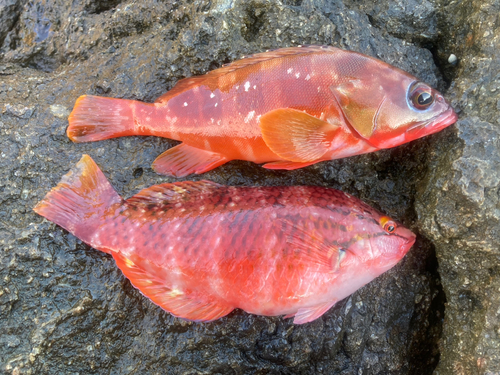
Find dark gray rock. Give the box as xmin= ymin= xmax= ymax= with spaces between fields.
xmin=0 ymin=0 xmax=22 ymax=48
xmin=0 ymin=0 xmax=470 ymax=374
xmin=416 ymin=1 xmax=500 ymax=374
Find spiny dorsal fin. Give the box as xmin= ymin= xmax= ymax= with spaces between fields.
xmin=126 ymin=180 xmax=223 ymax=206
xmin=156 ymin=46 xmax=340 ymax=102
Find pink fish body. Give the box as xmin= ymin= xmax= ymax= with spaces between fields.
xmin=67 ymin=46 xmax=457 ymax=177
xmin=34 ymin=155 xmax=416 ymax=323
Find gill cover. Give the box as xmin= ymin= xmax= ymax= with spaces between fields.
xmin=330 ymin=76 xmax=453 ymax=149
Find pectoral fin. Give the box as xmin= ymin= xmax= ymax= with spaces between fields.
xmin=152 ymin=143 xmax=228 ymax=177
xmin=284 ymin=300 xmax=338 ymax=324
xmin=281 ymin=219 xmax=342 ymax=272
xmin=259 ymin=108 xmax=338 ymax=162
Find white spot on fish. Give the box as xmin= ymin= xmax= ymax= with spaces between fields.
xmin=217 ymin=120 xmax=222 ymax=125
xmin=211 ymin=118 xmax=214 ymax=123
xmin=287 ymin=68 xmax=293 ymax=74
xmin=317 ymin=86 xmax=321 ymax=92
xmin=124 ymin=258 xmax=135 ymax=267
xmin=210 ymin=93 xmax=215 ymax=98
xmin=215 ymin=103 xmax=218 ymax=107
xmin=244 ymin=81 xmax=251 ymax=91
xmin=146 ymin=117 xmax=151 ymax=121
xmin=183 ymin=102 xmax=188 ymax=107
xmin=244 ymin=110 xmax=255 ymax=123
xmin=295 ymin=72 xmax=300 ymax=78
xmin=168 ymin=288 xmax=184 ymax=297
xmin=305 ymin=74 xmax=311 ymax=80
xmin=256 ymin=115 xmax=262 ymax=123
xmin=253 ymin=85 xmax=257 ymax=90
xmin=235 ymin=85 xmax=240 ymax=90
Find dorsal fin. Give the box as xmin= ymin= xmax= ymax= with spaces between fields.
xmin=126 ymin=180 xmax=223 ymax=206
xmin=156 ymin=46 xmax=339 ymax=102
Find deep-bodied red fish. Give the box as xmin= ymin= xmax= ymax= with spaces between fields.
xmin=34 ymin=155 xmax=416 ymax=323
xmin=67 ymin=46 xmax=457 ymax=177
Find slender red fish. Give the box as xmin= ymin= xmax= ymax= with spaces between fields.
xmin=67 ymin=45 xmax=457 ymax=177
xmin=34 ymin=155 xmax=416 ymax=323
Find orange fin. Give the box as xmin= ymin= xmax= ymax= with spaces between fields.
xmin=262 ymin=160 xmax=320 ymax=170
xmin=127 ymin=180 xmax=223 ymax=206
xmin=152 ymin=144 xmax=228 ymax=177
xmin=282 ymin=219 xmax=342 ymax=272
xmin=68 ymin=95 xmax=150 ymax=142
xmin=285 ymin=301 xmax=338 ymax=324
xmin=33 ymin=155 xmax=122 ymax=251
xmin=112 ymin=251 xmax=233 ymax=322
xmin=259 ymin=108 xmax=338 ymax=162
xmin=156 ymin=46 xmax=339 ymax=102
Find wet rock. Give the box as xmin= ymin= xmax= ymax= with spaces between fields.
xmin=343 ymin=0 xmax=439 ymax=43
xmin=0 ymin=0 xmax=22 ymax=48
xmin=0 ymin=0 xmax=460 ymax=374
xmin=416 ymin=0 xmax=500 ymax=374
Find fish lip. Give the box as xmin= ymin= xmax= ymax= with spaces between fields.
xmin=407 ymin=107 xmax=458 ymax=135
xmin=400 ymin=234 xmax=416 ymax=255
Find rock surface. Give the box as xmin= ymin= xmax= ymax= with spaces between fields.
xmin=415 ymin=0 xmax=500 ymax=374
xmin=0 ymin=0 xmax=493 ymax=374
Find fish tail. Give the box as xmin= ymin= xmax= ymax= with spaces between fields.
xmin=33 ymin=155 xmax=122 ymax=251
xmin=67 ymin=95 xmax=155 ymax=142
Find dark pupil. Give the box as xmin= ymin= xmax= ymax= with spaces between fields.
xmin=417 ymin=92 xmax=432 ymax=106
xmin=387 ymin=225 xmax=395 ymax=233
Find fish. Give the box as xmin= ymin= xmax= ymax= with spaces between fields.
xmin=34 ymin=155 xmax=416 ymax=324
xmin=67 ymin=45 xmax=458 ymax=177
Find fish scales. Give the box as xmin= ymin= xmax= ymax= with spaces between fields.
xmin=34 ymin=155 xmax=416 ymax=324
xmin=67 ymin=46 xmax=458 ymax=177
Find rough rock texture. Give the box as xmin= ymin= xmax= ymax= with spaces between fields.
xmin=0 ymin=0 xmax=487 ymax=374
xmin=415 ymin=0 xmax=500 ymax=374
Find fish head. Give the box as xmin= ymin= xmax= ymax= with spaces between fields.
xmin=340 ymin=212 xmax=416 ymax=276
xmin=330 ymin=65 xmax=458 ymax=150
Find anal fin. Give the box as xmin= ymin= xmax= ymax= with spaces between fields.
xmin=152 ymin=143 xmax=228 ymax=177
xmin=285 ymin=301 xmax=337 ymax=324
xmin=113 ymin=251 xmax=233 ymax=322
xmin=262 ymin=160 xmax=320 ymax=170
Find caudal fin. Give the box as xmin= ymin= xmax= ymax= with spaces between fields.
xmin=67 ymin=95 xmax=144 ymax=142
xmin=34 ymin=155 xmax=122 ymax=250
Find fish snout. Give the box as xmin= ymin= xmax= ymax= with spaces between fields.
xmin=396 ymin=226 xmax=416 ymax=257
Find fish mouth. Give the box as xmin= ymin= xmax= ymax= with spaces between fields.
xmin=407 ymin=107 xmax=458 ymax=136
xmin=396 ymin=227 xmax=416 ymax=256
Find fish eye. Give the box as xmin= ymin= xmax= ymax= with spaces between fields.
xmin=409 ymin=84 xmax=434 ymax=110
xmin=379 ymin=216 xmax=397 ymax=234
xmin=384 ymin=223 xmax=396 ymax=234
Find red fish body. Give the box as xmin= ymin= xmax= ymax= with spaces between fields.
xmin=34 ymin=155 xmax=416 ymax=323
xmin=68 ymin=46 xmax=457 ymax=177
